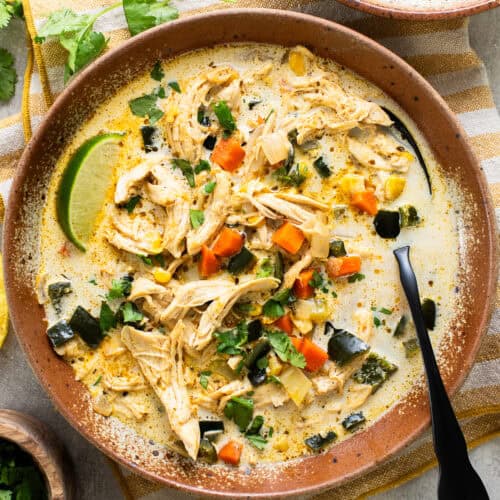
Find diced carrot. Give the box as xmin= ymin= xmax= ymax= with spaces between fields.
xmin=293 ymin=268 xmax=315 ymax=299
xmin=350 ymin=190 xmax=378 ymax=215
xmin=290 ymin=337 xmax=328 ymax=372
xmin=274 ymin=314 xmax=294 ymax=335
xmin=218 ymin=440 xmax=243 ymax=466
xmin=211 ymin=137 xmax=246 ymax=172
xmin=212 ymin=227 xmax=244 ymax=257
xmin=326 ymin=256 xmax=361 ymax=278
xmin=300 ymin=338 xmax=329 ymax=372
xmin=272 ymin=222 xmax=305 ymax=255
xmin=198 ymin=245 xmax=220 ymax=278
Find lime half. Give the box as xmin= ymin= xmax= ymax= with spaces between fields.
xmin=57 ymin=133 xmax=123 ymax=251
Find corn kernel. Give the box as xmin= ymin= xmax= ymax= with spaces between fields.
xmin=153 ymin=268 xmax=171 ymax=284
xmin=339 ymin=174 xmax=365 ymax=195
xmin=274 ymin=436 xmax=289 ymax=452
xmin=384 ymin=175 xmax=406 ymax=200
xmin=248 ymin=303 xmax=263 ymax=317
xmin=268 ymin=353 xmax=282 ymax=376
xmin=289 ymin=51 xmax=306 ymax=76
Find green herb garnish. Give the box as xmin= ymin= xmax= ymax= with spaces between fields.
xmin=150 ymin=60 xmax=164 ymax=81
xmin=267 ymin=331 xmax=306 ymax=369
xmin=171 ymin=158 xmax=195 ymax=187
xmin=347 ymin=273 xmax=365 ymax=283
xmin=106 ymin=276 xmax=133 ymax=300
xmin=204 ymin=181 xmax=216 ymax=194
xmin=168 ymin=80 xmax=181 ymax=93
xmin=189 ymin=209 xmax=205 ymax=229
xmin=213 ymin=100 xmax=236 ymax=135
xmin=123 ymin=0 xmax=179 ymax=37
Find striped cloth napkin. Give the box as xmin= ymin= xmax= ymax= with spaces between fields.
xmin=0 ymin=1 xmax=498 ymax=498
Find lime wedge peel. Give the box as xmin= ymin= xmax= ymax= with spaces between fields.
xmin=57 ymin=133 xmax=123 ymax=252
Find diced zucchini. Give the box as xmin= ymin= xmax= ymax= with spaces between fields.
xmin=47 ymin=320 xmax=74 ymax=348
xmin=48 ymin=281 xmax=72 ymax=314
xmin=329 ymin=240 xmax=347 ymax=258
xmin=198 ymin=438 xmax=217 ymax=464
xmin=399 ymin=205 xmax=420 ymax=227
xmin=313 ymin=156 xmax=332 ymax=178
xmin=227 ymin=247 xmax=256 ymax=275
xmin=352 ymin=353 xmax=398 ymax=393
xmin=342 ymin=411 xmax=365 ymax=432
xmin=421 ymin=298 xmax=436 ymax=330
xmin=304 ymin=431 xmax=337 ymax=451
xmin=393 ymin=315 xmax=408 ymax=337
xmin=140 ymin=125 xmax=158 ymax=153
xmin=69 ymin=306 xmax=103 ymax=348
xmin=279 ymin=366 xmax=312 ymax=406
xmin=374 ymin=210 xmax=401 ymax=239
xmin=326 ymin=324 xmax=370 ymax=366
xmin=403 ymin=338 xmax=420 ymax=358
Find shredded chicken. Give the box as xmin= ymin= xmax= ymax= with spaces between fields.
xmin=162 ymin=66 xmax=240 ymax=163
xmin=194 ymin=277 xmax=280 ymax=350
xmin=121 ymin=324 xmax=200 ymax=459
xmin=186 ymin=171 xmax=231 ymax=255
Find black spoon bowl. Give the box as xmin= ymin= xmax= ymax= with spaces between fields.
xmin=393 ymin=246 xmax=489 ymax=500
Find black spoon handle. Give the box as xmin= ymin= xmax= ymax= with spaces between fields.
xmin=394 ymin=246 xmax=489 ymax=500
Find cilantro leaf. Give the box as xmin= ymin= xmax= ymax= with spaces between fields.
xmin=204 ymin=181 xmax=216 ymax=194
xmin=256 ymin=258 xmax=274 ymax=278
xmin=106 ymin=276 xmax=133 ymax=300
xmin=123 ymin=195 xmax=141 ymax=213
xmin=199 ymin=370 xmax=211 ymax=389
xmin=0 ymin=0 xmax=22 ymax=29
xmin=246 ymin=434 xmax=267 ymax=450
xmin=171 ymin=158 xmax=195 ymax=187
xmin=0 ymin=48 xmax=16 ymax=101
xmin=263 ymin=288 xmax=295 ymax=319
xmin=120 ymin=302 xmax=144 ymax=324
xmin=123 ymin=0 xmax=179 ymax=37
xmin=99 ymin=302 xmax=116 ymax=332
xmin=129 ymin=90 xmax=164 ymax=124
xmin=348 ymin=273 xmax=365 ymax=283
xmin=224 ymin=396 xmax=253 ymax=432
xmin=308 ymin=270 xmax=324 ymax=289
xmin=189 ymin=209 xmax=205 ymax=229
xmin=36 ymin=9 xmax=91 ymax=40
xmin=168 ymin=80 xmax=181 ymax=93
xmin=194 ymin=159 xmax=210 ymax=174
xmin=213 ymin=100 xmax=236 ymax=135
xmin=214 ymin=322 xmax=248 ymax=355
xmin=273 ymin=164 xmax=307 ymax=187
xmin=36 ymin=7 xmax=111 ymax=83
xmin=150 ymin=60 xmax=164 ymax=81
xmin=139 ymin=255 xmax=153 ymax=265
xmin=267 ymin=331 xmax=306 ymax=368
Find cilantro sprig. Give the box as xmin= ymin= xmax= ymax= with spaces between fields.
xmin=129 ymin=86 xmax=165 ymax=124
xmin=0 ymin=0 xmax=23 ymax=30
xmin=35 ymin=0 xmax=179 ymax=85
xmin=0 ymin=48 xmax=16 ymax=101
xmin=123 ymin=0 xmax=178 ymax=37
xmin=267 ymin=331 xmax=306 ymax=369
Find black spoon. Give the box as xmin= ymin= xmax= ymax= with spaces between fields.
xmin=393 ymin=246 xmax=489 ymax=500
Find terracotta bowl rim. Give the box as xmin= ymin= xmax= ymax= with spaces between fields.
xmin=4 ymin=8 xmax=498 ymax=498
xmin=334 ymin=0 xmax=498 ymax=20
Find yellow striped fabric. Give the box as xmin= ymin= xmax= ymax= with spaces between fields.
xmin=0 ymin=1 xmax=498 ymax=498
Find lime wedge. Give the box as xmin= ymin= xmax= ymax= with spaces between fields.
xmin=57 ymin=133 xmax=123 ymax=251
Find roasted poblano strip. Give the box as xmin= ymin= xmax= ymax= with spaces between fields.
xmin=326 ymin=323 xmax=370 ymax=366
xmin=304 ymin=431 xmax=337 ymax=451
xmin=342 ymin=412 xmax=366 ymax=432
xmin=47 ymin=320 xmax=74 ymax=348
xmin=353 ymin=353 xmax=398 ymax=393
xmin=48 ymin=281 xmax=72 ymax=314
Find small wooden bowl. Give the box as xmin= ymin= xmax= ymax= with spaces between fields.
xmin=0 ymin=410 xmax=74 ymax=499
